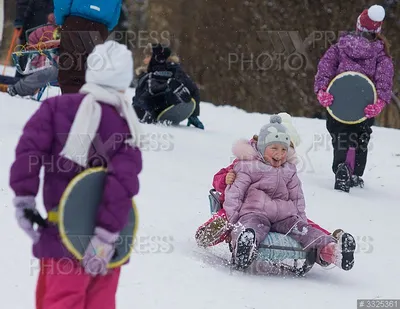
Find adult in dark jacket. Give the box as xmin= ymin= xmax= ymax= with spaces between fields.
xmin=14 ymin=0 xmax=54 ymax=78
xmin=132 ymin=43 xmax=204 ymax=129
xmin=54 ymin=0 xmax=123 ymax=93
xmin=14 ymin=0 xmax=54 ymax=43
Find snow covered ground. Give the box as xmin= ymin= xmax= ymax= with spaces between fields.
xmin=0 ymin=81 xmax=399 ymax=309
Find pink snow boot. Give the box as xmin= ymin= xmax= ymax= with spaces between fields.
xmin=195 ymin=209 xmax=231 ymax=247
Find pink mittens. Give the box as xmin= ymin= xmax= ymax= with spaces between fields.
xmin=364 ymin=99 xmax=386 ymax=118
xmin=317 ymin=89 xmax=334 ymax=107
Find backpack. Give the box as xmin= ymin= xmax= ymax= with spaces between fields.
xmin=146 ymin=70 xmax=192 ymax=105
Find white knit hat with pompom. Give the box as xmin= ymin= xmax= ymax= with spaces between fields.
xmin=278 ymin=112 xmax=301 ymax=147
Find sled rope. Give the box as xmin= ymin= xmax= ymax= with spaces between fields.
xmin=2 ymin=28 xmax=22 ymax=75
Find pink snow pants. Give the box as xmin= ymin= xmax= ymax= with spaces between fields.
xmin=36 ymin=258 xmax=121 ymax=309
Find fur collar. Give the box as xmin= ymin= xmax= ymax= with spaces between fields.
xmin=232 ymin=139 xmax=262 ymax=161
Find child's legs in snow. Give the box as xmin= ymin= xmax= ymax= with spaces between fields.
xmin=326 ymin=115 xmax=350 ymax=174
xmin=86 ymin=268 xmax=120 ymax=309
xmin=329 ymin=131 xmax=353 ymax=174
xmin=231 ymin=214 xmax=271 ymax=247
xmin=36 ymin=258 xmax=120 ymax=309
xmin=37 ymin=258 xmax=89 ymax=309
xmin=13 ymin=66 xmax=58 ymax=96
xmin=272 ymin=216 xmax=336 ymax=262
xmin=326 ymin=114 xmax=373 ymax=177
xmin=354 ymin=128 xmax=372 ymax=177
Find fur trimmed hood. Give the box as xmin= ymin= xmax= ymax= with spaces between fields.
xmin=232 ymin=139 xmax=262 ymax=161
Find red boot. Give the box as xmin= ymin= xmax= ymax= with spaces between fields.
xmin=195 ymin=209 xmax=231 ymax=247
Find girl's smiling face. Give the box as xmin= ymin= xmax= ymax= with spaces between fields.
xmin=264 ymin=143 xmax=288 ymax=167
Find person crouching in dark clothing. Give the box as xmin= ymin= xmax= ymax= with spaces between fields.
xmin=132 ymin=43 xmax=204 ymax=129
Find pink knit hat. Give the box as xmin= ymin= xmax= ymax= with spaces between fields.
xmin=356 ymin=5 xmax=385 ymax=33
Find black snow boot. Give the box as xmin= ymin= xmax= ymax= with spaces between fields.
xmin=233 ymin=228 xmax=257 ymax=270
xmin=351 ymin=175 xmax=364 ymax=188
xmin=337 ymin=231 xmax=356 ymax=271
xmin=334 ymin=163 xmax=351 ymax=193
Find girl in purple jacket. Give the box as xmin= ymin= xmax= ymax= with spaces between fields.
xmin=314 ymin=4 xmax=394 ymax=192
xmin=9 ymin=41 xmax=142 ymax=309
xmin=224 ymin=115 xmax=355 ymax=271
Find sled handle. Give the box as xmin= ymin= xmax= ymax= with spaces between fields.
xmin=24 ymin=208 xmax=119 ymax=259
xmin=209 ymin=189 xmax=221 ymax=202
xmin=259 ymin=244 xmax=317 ymax=253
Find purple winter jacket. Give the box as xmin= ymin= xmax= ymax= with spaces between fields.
xmin=314 ymin=33 xmax=394 ymax=104
xmin=9 ymin=93 xmax=142 ymax=260
xmin=223 ymin=140 xmax=307 ymax=225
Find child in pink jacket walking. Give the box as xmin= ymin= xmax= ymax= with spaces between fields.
xmin=224 ymin=115 xmax=355 ymax=271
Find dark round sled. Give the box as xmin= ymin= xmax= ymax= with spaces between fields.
xmin=197 ymin=189 xmax=317 ymax=276
xmin=156 ymin=98 xmax=196 ymax=125
xmin=58 ymin=167 xmax=138 ymax=268
xmin=326 ymin=71 xmax=377 ymax=125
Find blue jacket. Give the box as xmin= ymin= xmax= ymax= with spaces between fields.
xmin=54 ymin=0 xmax=122 ymax=30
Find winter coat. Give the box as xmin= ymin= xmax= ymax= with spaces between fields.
xmin=314 ymin=33 xmax=394 ymax=104
xmin=169 ymin=62 xmax=200 ymax=106
xmin=9 ymin=93 xmax=142 ymax=260
xmin=15 ymin=0 xmax=54 ymax=34
xmin=213 ymin=139 xmax=298 ymax=204
xmin=133 ymin=62 xmax=200 ymax=117
xmin=53 ymin=0 xmax=122 ymax=30
xmin=57 ymin=16 xmax=108 ymax=94
xmin=223 ymin=140 xmax=307 ymax=225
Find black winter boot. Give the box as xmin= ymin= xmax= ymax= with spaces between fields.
xmin=351 ymin=175 xmax=364 ymax=188
xmin=337 ymin=231 xmax=356 ymax=271
xmin=334 ymin=163 xmax=351 ymax=193
xmin=233 ymin=228 xmax=257 ymax=270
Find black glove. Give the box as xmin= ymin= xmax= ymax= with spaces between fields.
xmin=167 ymin=78 xmax=192 ymax=104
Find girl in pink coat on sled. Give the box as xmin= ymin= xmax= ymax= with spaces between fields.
xmin=223 ymin=115 xmax=356 ymax=270
xmin=195 ymin=113 xmax=348 ymax=252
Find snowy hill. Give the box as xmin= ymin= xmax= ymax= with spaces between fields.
xmin=0 ymin=89 xmax=399 ymax=309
